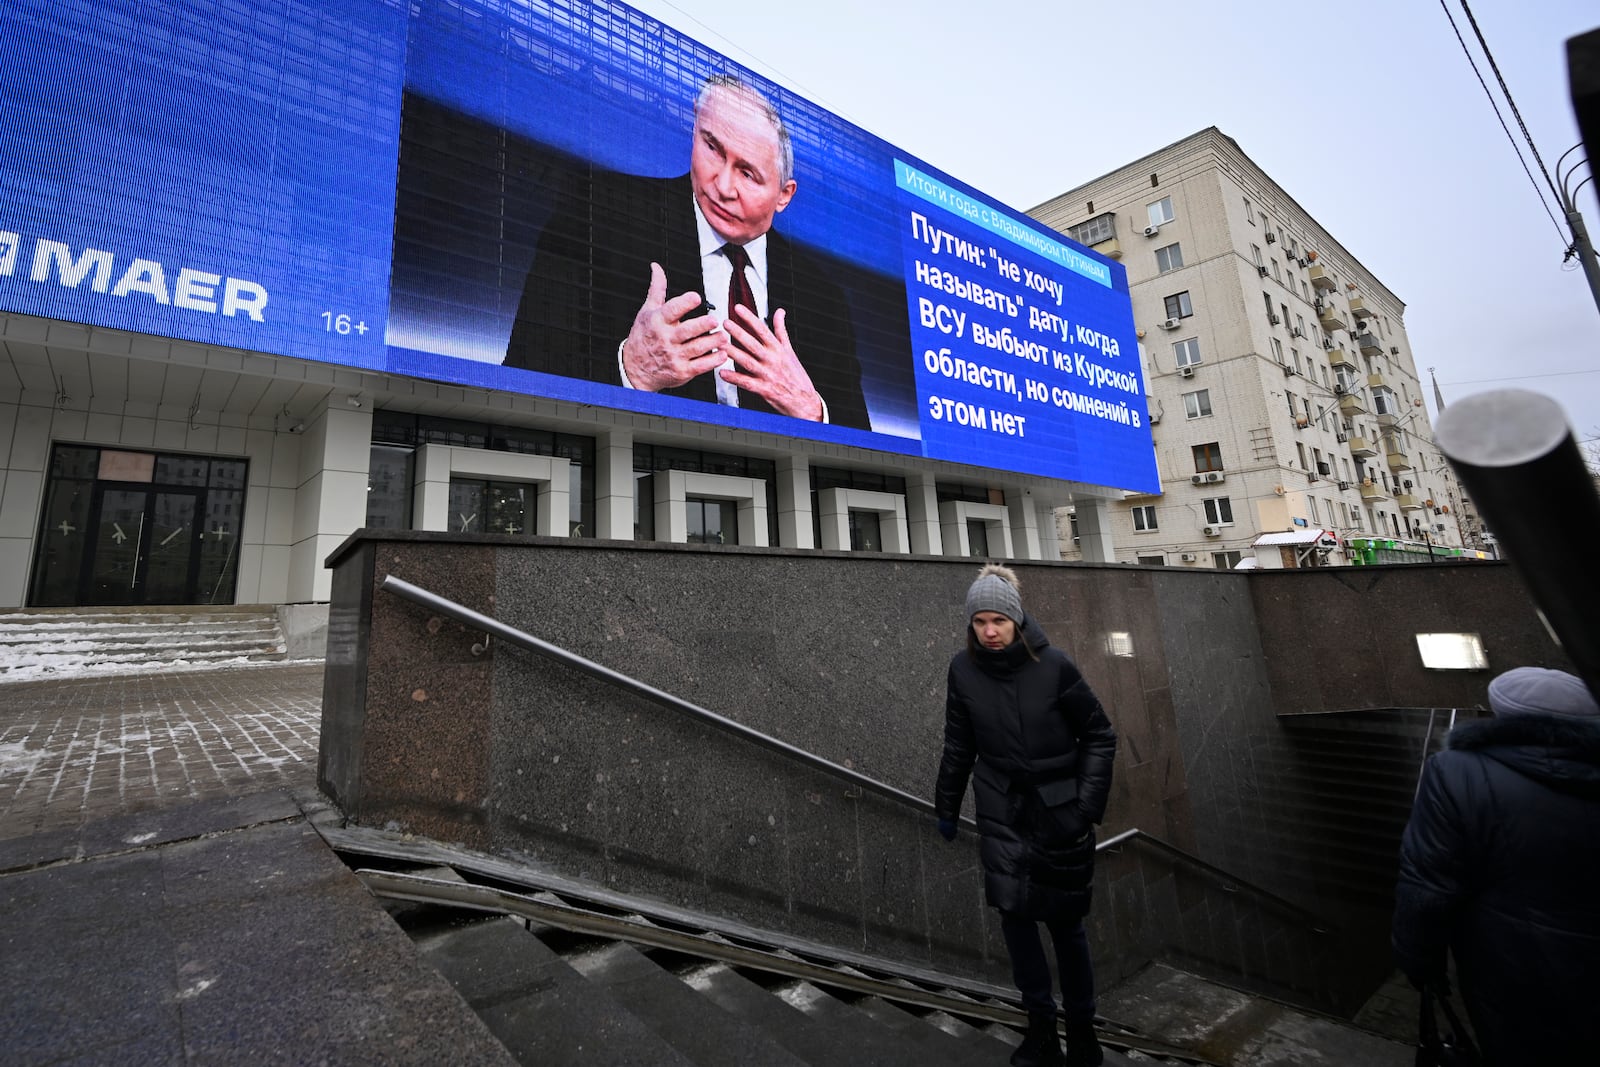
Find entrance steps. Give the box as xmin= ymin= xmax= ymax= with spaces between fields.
xmin=0 ymin=605 xmax=290 ymax=681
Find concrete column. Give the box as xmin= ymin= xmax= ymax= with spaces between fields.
xmin=817 ymin=487 xmax=849 ymax=551
xmin=413 ymin=444 xmax=452 ymax=532
xmin=906 ymin=472 xmax=942 ymax=556
xmin=655 ymin=470 xmax=685 ymax=544
xmin=594 ymin=430 xmax=634 ymax=541
xmin=289 ymin=404 xmax=373 ymax=603
xmin=776 ymin=454 xmax=813 ymax=549
xmin=1005 ymin=489 xmax=1043 ymax=561
xmin=1074 ymin=496 xmax=1116 ymax=563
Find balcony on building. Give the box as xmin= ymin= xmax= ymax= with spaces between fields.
xmin=1338 ymin=392 xmax=1367 ymax=417
xmin=1328 ymin=347 xmax=1357 ymax=371
xmin=1359 ymin=480 xmax=1388 ymax=501
xmin=1309 ymin=264 xmax=1337 ymax=292
xmin=1347 ymin=433 xmax=1379 ymax=457
xmin=1385 ymin=447 xmax=1413 ymax=472
xmin=1317 ymin=304 xmax=1348 ymax=333
xmin=1395 ymin=492 xmax=1424 ymax=511
xmin=1357 ymin=332 xmax=1384 ymax=356
xmin=1347 ymin=296 xmax=1375 ymax=321
xmin=1091 ymin=237 xmax=1122 ymax=260
xmin=1367 ymin=371 xmax=1387 ymax=390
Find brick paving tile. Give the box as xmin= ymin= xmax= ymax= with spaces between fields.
xmin=0 ymin=663 xmax=325 ymax=840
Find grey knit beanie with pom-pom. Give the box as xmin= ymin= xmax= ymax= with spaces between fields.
xmin=964 ymin=563 xmax=1023 ymax=624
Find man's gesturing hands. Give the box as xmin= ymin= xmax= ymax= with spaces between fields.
xmin=621 ymin=262 xmax=825 ymax=422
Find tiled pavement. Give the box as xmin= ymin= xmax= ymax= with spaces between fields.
xmin=0 ymin=662 xmax=517 ymax=1065
xmin=0 ymin=664 xmax=324 ymax=840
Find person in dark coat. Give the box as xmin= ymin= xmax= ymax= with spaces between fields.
xmin=935 ymin=564 xmax=1117 ymax=1067
xmin=1392 ymin=666 xmax=1600 ymax=1065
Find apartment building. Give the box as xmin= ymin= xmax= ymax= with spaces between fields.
xmin=1032 ymin=128 xmax=1475 ymax=568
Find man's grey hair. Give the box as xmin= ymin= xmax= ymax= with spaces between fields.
xmin=695 ymin=74 xmax=793 ymax=185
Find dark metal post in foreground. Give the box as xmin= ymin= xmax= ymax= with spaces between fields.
xmin=1434 ymin=389 xmax=1600 ymax=699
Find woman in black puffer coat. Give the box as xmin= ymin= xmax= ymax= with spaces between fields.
xmin=1393 ymin=666 xmax=1600 ymax=1065
xmin=935 ymin=564 xmax=1117 ymax=1067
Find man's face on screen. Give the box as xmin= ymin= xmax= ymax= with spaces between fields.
xmin=690 ymin=87 xmax=796 ymax=246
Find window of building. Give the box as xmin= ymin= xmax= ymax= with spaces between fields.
xmin=1137 ymin=554 xmax=1167 ymax=566
xmin=1296 ymin=440 xmax=1309 ymax=468
xmin=966 ymin=518 xmax=991 ymax=557
xmin=1372 ymin=386 xmax=1399 ymax=417
xmin=685 ymin=497 xmax=739 ymax=544
xmin=1203 ymin=497 xmax=1234 ymax=525
xmin=448 ymin=479 xmax=535 ymax=535
xmin=1252 ymin=244 xmax=1263 ymax=266
xmin=1244 ymin=198 xmax=1255 ymax=224
xmin=1148 ymin=197 xmax=1175 ymax=227
xmin=1165 ymin=291 xmax=1193 ymax=319
xmin=1281 ymin=303 xmax=1291 ymax=328
xmin=1132 ymin=505 xmax=1158 ymax=531
xmin=1183 ymin=389 xmax=1212 ymax=419
xmin=1272 ymin=338 xmax=1284 ymax=363
xmin=1068 ymin=212 xmax=1116 ymax=246
xmin=1291 ymin=348 xmax=1302 ymax=374
xmin=1271 ymin=259 xmax=1280 ymax=281
xmin=1286 ymin=389 xmax=1298 ymax=418
xmin=848 ymin=510 xmax=882 ymax=552
xmin=1307 ymin=496 xmax=1320 ymax=523
xmin=1212 ymin=550 xmax=1243 ymax=570
xmin=1155 ymin=242 xmax=1184 ymax=273
xmin=1173 ymin=338 xmax=1202 ymax=367
xmin=1193 ymin=442 xmax=1224 ymax=472
xmin=366 ymin=446 xmax=414 ymax=529
xmin=1263 ymin=292 xmax=1275 ymax=318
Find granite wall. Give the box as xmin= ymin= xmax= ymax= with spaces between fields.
xmin=318 ymin=534 xmax=1563 ymax=1000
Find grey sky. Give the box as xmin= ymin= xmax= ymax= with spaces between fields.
xmin=628 ymin=0 xmax=1600 ymax=445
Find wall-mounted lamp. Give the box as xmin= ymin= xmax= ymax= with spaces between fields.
xmin=289 ymin=422 xmax=307 ymax=434
xmin=346 ymin=395 xmax=364 ymax=409
xmin=1416 ymin=632 xmax=1488 ymax=671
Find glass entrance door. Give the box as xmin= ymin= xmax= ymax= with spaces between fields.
xmin=86 ymin=488 xmax=200 ymax=606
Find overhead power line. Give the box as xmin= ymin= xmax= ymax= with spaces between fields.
xmin=1438 ymin=0 xmax=1569 ymax=246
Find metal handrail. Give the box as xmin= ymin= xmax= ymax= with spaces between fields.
xmin=1095 ymin=828 xmax=1333 ymax=932
xmin=379 ymin=574 xmax=1338 ymax=935
xmin=379 ymin=574 xmax=954 ymax=822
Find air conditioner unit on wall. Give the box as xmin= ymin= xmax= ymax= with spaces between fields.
xmin=1180 ymin=552 xmax=1198 ymax=562
xmin=1178 ymin=366 xmax=1195 ymax=378
xmin=1191 ymin=474 xmax=1206 ymax=485
xmin=1266 ymin=233 xmax=1277 ymax=243
xmin=1160 ymin=317 xmax=1182 ymax=330
xmin=1257 ymin=265 xmax=1269 ymax=276
xmin=1144 ymin=225 xmax=1160 ymax=237
xmin=1269 ymin=314 xmax=1281 ymax=325
xmin=1202 ymin=524 xmax=1222 ymax=537
xmin=1206 ymin=471 xmax=1225 ymax=483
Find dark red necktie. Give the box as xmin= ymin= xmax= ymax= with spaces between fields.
xmin=723 ymin=243 xmax=756 ymax=350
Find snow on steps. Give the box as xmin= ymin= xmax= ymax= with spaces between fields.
xmin=0 ymin=605 xmax=291 ymax=681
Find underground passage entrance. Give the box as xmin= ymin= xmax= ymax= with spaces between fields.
xmin=29 ymin=445 xmax=247 ymax=607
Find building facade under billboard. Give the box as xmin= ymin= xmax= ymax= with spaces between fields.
xmin=0 ymin=0 xmax=1152 ymax=610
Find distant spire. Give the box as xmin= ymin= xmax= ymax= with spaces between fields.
xmin=1430 ymin=367 xmax=1446 ymax=413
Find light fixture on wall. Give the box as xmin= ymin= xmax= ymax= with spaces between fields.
xmin=346 ymin=395 xmax=363 ymax=409
xmin=289 ymin=421 xmax=306 ymax=434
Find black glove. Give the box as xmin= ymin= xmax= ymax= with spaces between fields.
xmin=937 ymin=817 xmax=958 ymax=841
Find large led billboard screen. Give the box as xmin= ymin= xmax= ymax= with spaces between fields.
xmin=0 ymin=0 xmax=1158 ymax=492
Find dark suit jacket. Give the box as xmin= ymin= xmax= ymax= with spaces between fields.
xmin=505 ymin=170 xmax=870 ymax=430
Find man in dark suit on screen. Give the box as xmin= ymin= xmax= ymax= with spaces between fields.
xmin=504 ymin=75 xmax=870 ymax=430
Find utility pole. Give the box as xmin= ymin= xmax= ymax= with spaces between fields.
xmin=1557 ymin=146 xmax=1600 ymax=317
